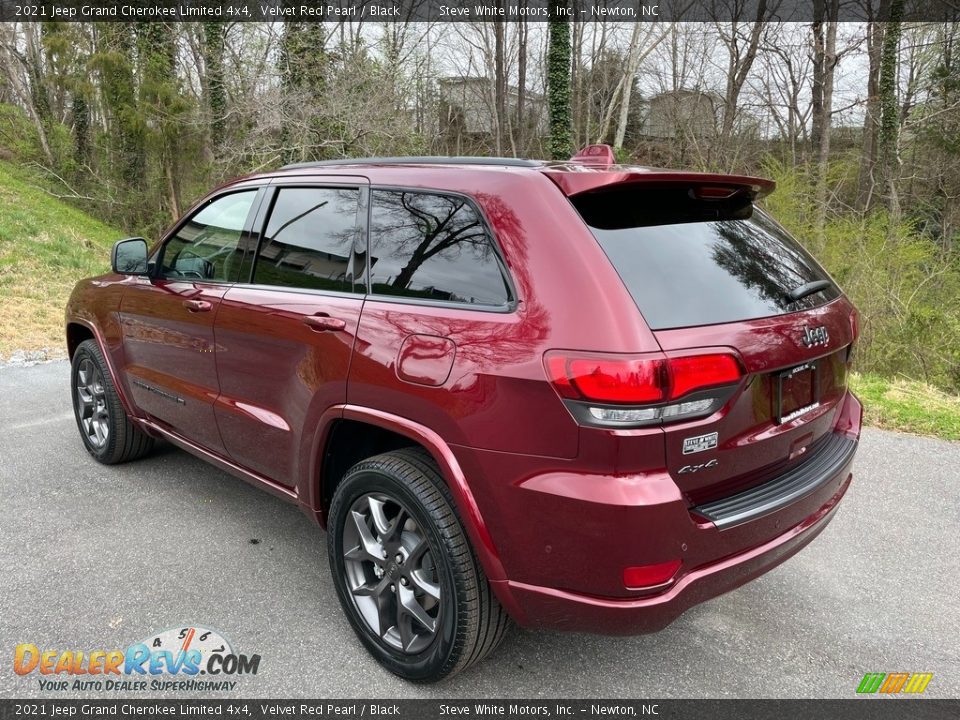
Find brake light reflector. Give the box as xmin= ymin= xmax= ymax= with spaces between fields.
xmin=623 ymin=559 xmax=682 ymax=589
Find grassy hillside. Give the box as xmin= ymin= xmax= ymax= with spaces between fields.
xmin=0 ymin=160 xmax=122 ymax=358
xmin=851 ymin=373 xmax=960 ymax=441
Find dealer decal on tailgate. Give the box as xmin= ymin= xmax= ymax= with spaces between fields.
xmin=682 ymin=432 xmax=718 ymax=455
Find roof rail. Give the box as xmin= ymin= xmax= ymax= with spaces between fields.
xmin=279 ymin=156 xmax=543 ymax=170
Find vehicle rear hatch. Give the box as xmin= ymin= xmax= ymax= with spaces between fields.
xmin=547 ymin=167 xmax=857 ymax=506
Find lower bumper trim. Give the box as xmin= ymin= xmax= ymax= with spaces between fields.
xmin=693 ymin=432 xmax=857 ymax=529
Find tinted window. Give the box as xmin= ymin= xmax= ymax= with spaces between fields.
xmin=368 ymin=190 xmax=510 ymax=306
xmin=576 ymin=190 xmax=839 ymax=330
xmin=160 ymin=191 xmax=257 ymax=281
xmin=253 ymin=187 xmax=363 ymax=292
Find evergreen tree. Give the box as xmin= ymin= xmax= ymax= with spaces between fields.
xmin=547 ymin=2 xmax=572 ymax=160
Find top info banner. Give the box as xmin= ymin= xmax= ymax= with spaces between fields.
xmin=2 ymin=0 xmax=958 ymax=23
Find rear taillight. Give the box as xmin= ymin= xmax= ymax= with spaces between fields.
xmin=545 ymin=355 xmax=665 ymax=403
xmin=544 ymin=350 xmax=742 ymax=427
xmin=668 ymin=354 xmax=742 ymax=399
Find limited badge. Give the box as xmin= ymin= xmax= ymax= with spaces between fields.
xmin=682 ymin=431 xmax=718 ymax=455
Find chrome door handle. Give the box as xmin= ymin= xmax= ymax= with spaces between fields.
xmin=303 ymin=315 xmax=347 ymax=332
xmin=183 ymin=299 xmax=213 ymax=312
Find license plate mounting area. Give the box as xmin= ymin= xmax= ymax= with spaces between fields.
xmin=775 ymin=361 xmax=820 ymax=424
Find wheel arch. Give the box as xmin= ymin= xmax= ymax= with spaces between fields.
xmin=66 ymin=322 xmax=95 ymax=359
xmin=65 ymin=319 xmax=139 ymax=422
xmin=308 ymin=405 xmax=507 ymax=583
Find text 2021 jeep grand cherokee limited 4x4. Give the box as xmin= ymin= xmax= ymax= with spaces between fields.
xmin=65 ymin=145 xmax=862 ymax=682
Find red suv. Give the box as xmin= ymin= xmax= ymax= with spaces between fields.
xmin=66 ymin=146 xmax=861 ymax=682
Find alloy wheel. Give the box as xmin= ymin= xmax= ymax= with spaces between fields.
xmin=76 ymin=357 xmax=109 ymax=449
xmin=341 ymin=492 xmax=442 ymax=654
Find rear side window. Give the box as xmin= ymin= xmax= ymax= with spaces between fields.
xmin=368 ymin=190 xmax=511 ymax=307
xmin=253 ymin=187 xmax=363 ymax=293
xmin=573 ymin=187 xmax=840 ymax=330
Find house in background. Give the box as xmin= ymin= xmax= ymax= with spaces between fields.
xmin=437 ymin=76 xmax=545 ymax=154
xmin=640 ymin=89 xmax=722 ymax=139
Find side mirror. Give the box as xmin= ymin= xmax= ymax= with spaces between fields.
xmin=111 ymin=238 xmax=149 ymax=276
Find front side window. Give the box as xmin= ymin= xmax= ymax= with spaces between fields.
xmin=160 ymin=191 xmax=258 ymax=282
xmin=368 ymin=190 xmax=511 ymax=307
xmin=253 ymin=187 xmax=363 ymax=293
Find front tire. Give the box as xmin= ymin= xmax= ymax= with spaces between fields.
xmin=71 ymin=339 xmax=154 ymax=464
xmin=328 ymin=448 xmax=509 ymax=682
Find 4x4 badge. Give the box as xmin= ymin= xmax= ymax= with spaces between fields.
xmin=679 ymin=459 xmax=719 ymax=474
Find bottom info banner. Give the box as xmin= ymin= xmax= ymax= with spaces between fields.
xmin=0 ymin=700 xmax=958 ymax=720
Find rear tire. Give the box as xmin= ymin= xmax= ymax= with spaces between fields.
xmin=71 ymin=339 xmax=155 ymax=464
xmin=328 ymin=447 xmax=509 ymax=682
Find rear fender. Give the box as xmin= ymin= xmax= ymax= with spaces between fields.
xmin=305 ymin=405 xmax=507 ymax=584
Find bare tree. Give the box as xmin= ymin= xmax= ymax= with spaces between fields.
xmin=857 ymin=0 xmax=892 ymax=211
xmin=591 ymin=23 xmax=668 ymax=150
xmin=811 ymin=0 xmax=839 ymax=239
xmin=0 ymin=23 xmax=54 ymax=164
xmin=716 ymin=0 xmax=771 ymax=144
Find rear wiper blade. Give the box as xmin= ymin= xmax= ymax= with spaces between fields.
xmin=786 ymin=279 xmax=832 ymax=303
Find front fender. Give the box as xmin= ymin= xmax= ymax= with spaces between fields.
xmin=65 ymin=276 xmax=138 ymax=421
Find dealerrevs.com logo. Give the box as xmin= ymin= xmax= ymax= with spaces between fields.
xmin=14 ymin=626 xmax=261 ymax=692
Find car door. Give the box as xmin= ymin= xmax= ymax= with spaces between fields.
xmin=214 ymin=180 xmax=368 ymax=486
xmin=120 ymin=188 xmax=263 ymax=454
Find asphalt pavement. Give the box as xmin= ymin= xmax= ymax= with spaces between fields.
xmin=0 ymin=360 xmax=957 ymax=699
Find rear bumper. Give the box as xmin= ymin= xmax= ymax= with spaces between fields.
xmin=494 ymin=470 xmax=850 ymax=634
xmin=455 ymin=391 xmax=862 ymax=634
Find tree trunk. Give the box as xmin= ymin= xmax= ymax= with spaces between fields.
xmin=812 ymin=0 xmax=838 ymax=243
xmin=856 ymin=0 xmax=890 ymax=211
xmin=877 ymin=0 xmax=905 ymax=222
xmin=97 ymin=23 xmax=144 ymax=191
xmin=515 ymin=16 xmax=528 ymax=155
xmin=139 ymin=21 xmax=181 ymax=220
xmin=0 ymin=24 xmax=55 ymax=165
xmin=811 ymin=2 xmax=826 ymax=152
xmin=72 ymin=91 xmax=90 ymax=167
xmin=204 ymin=22 xmax=226 ymax=158
xmin=547 ymin=3 xmax=573 ymax=160
xmin=614 ymin=26 xmax=667 ymax=151
xmin=493 ymin=17 xmax=507 ymax=156
xmin=720 ymin=0 xmax=768 ymax=142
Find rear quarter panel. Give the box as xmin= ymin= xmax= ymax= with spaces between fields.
xmin=345 ymin=168 xmax=665 ymax=459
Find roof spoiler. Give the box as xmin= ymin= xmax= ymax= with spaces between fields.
xmin=546 ymin=169 xmax=775 ymax=200
xmin=562 ymin=144 xmax=774 ymax=199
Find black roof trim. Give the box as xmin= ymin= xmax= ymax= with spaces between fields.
xmin=280 ymin=156 xmax=543 ymax=170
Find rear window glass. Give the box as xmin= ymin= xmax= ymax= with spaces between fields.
xmin=573 ymin=188 xmax=840 ymax=330
xmin=368 ymin=189 xmax=511 ymax=307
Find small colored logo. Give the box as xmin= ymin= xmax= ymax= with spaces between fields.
xmin=857 ymin=672 xmax=933 ymax=695
xmin=14 ymin=626 xmax=261 ymax=693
